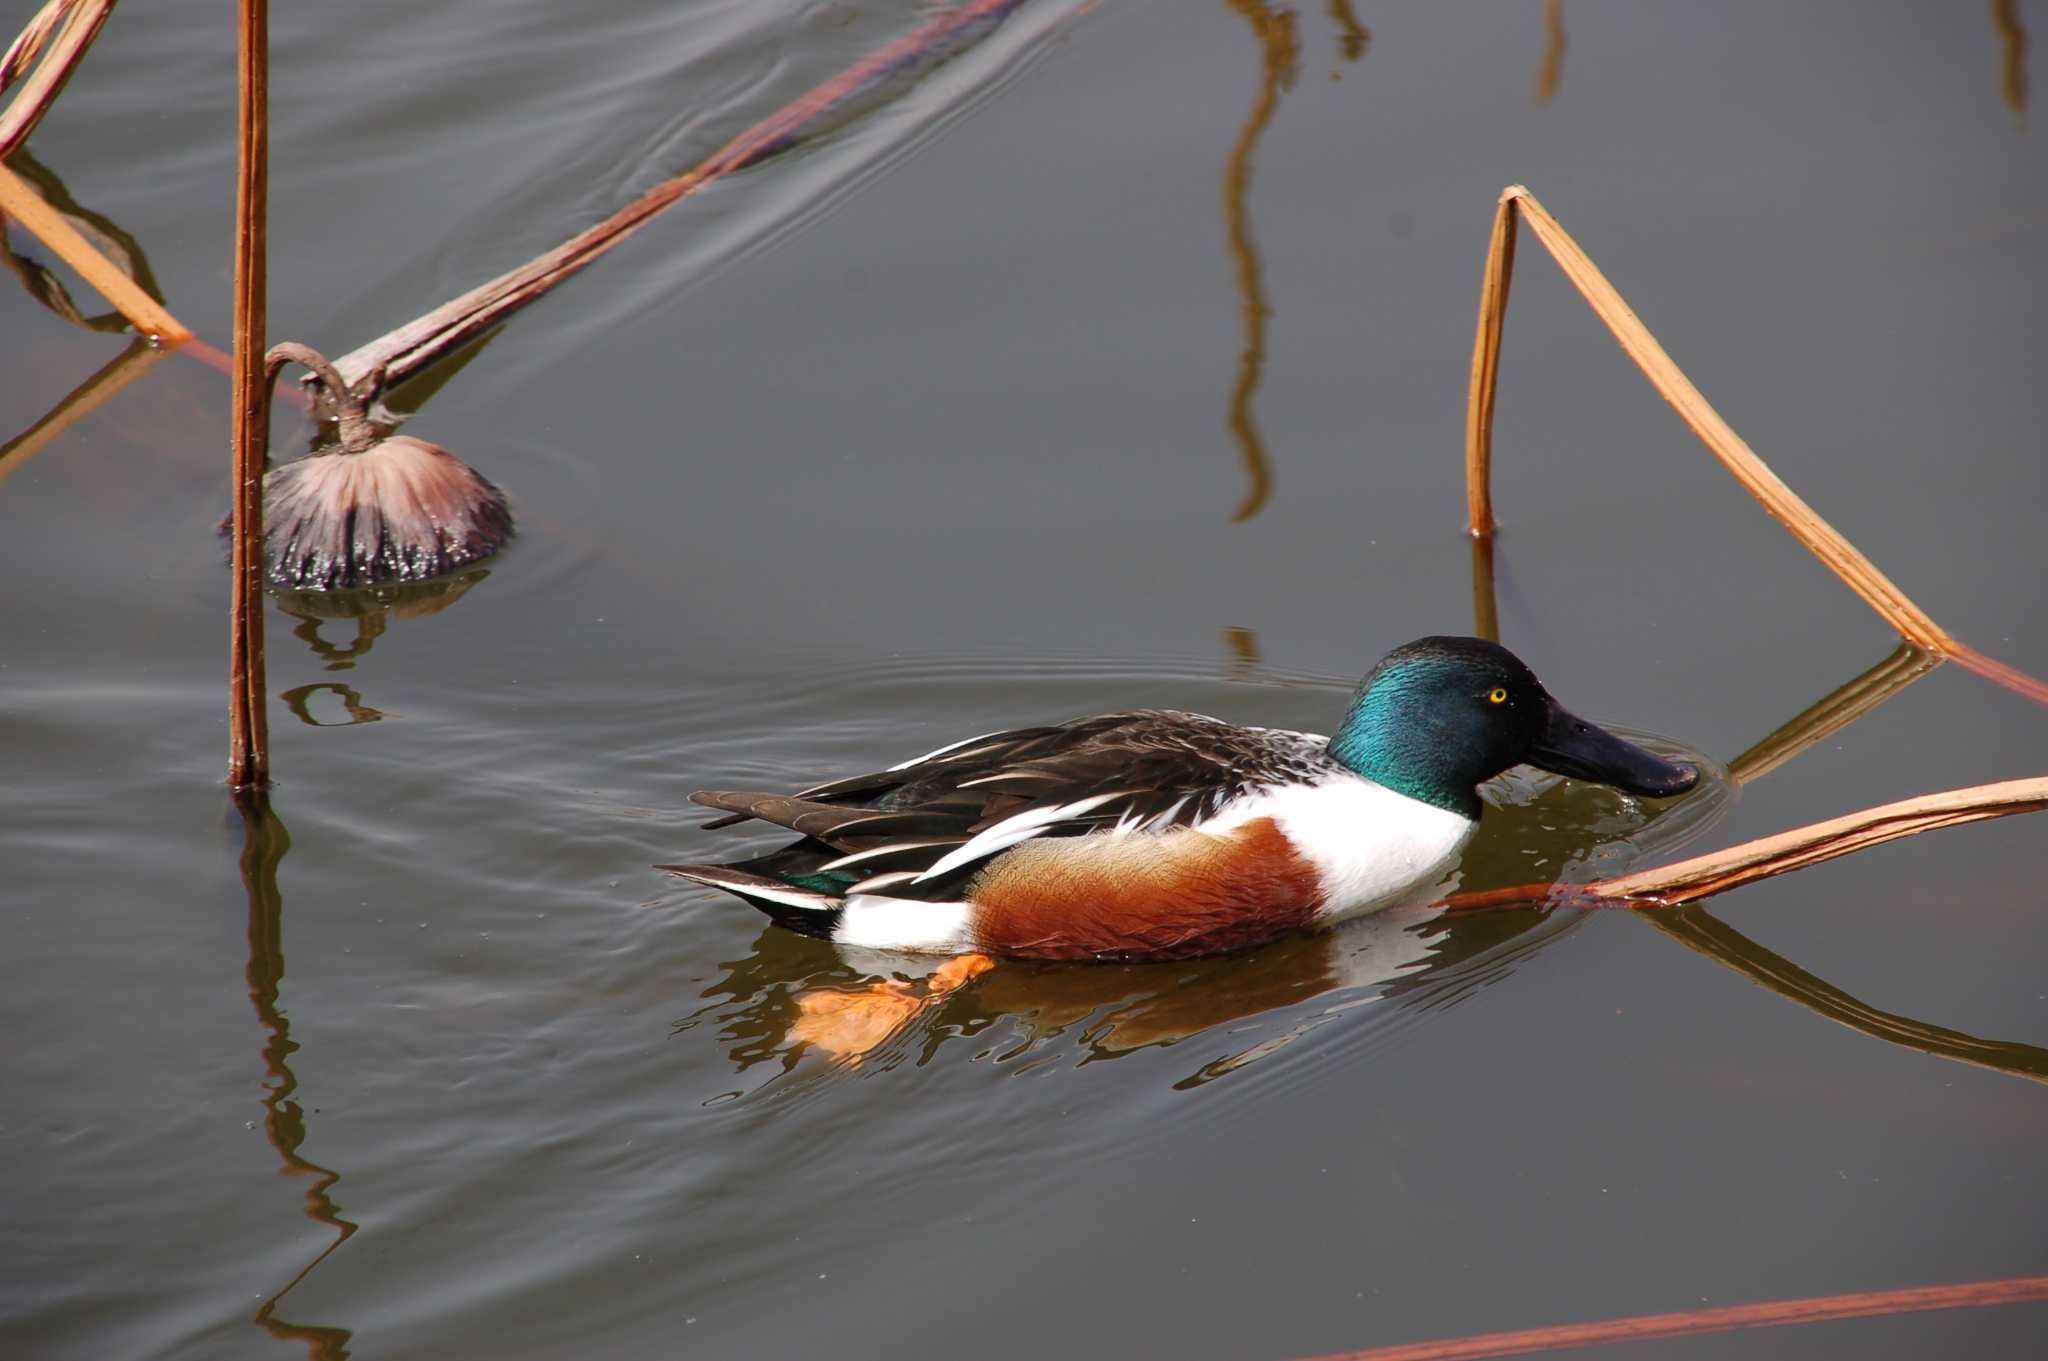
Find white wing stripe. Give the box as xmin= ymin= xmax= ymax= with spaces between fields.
xmin=1144 ymin=795 xmax=1192 ymax=832
xmin=885 ymin=729 xmax=1006 ymax=772
xmin=912 ymin=792 xmax=1124 ymax=882
xmin=814 ymin=839 xmax=960 ymax=873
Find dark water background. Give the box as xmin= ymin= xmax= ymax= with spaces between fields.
xmin=3 ymin=2 xmax=2045 ymax=1358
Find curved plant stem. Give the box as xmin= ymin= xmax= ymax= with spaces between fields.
xmin=1460 ymin=183 xmax=2048 ymax=707
xmin=1491 ymin=185 xmax=1949 ymax=647
xmin=264 ymin=342 xmax=376 ymax=453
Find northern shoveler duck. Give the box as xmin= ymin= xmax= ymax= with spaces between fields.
xmin=660 ymin=636 xmax=1697 ymax=961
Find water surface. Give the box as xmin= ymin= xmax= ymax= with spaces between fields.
xmin=3 ymin=2 xmax=2045 ymax=1358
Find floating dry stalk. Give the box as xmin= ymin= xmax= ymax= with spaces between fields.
xmin=329 ymin=0 xmax=1043 ymax=394
xmin=1446 ymin=776 xmax=2048 ymax=916
xmin=1462 ymin=184 xmax=2048 ymax=707
xmin=1292 ymin=1273 xmax=2048 ymax=1361
xmin=258 ymin=343 xmax=511 ymax=591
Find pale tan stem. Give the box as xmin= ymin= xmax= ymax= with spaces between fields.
xmin=264 ymin=342 xmax=376 ymax=453
xmin=1462 ymin=191 xmax=1517 ymax=536
xmin=1499 ymin=185 xmax=1951 ymax=649
xmin=1446 ymin=777 xmax=2048 ymax=914
xmin=0 ymin=159 xmax=188 ymax=341
xmin=0 ymin=0 xmax=116 ymax=158
xmin=1597 ymin=777 xmax=2048 ymax=904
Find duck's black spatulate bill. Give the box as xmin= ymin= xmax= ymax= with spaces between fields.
xmin=1527 ymin=697 xmax=1698 ymax=798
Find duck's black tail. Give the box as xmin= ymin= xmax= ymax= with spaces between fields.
xmin=657 ymin=853 xmax=850 ymax=938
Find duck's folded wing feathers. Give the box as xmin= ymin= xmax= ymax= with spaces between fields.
xmin=688 ymin=710 xmax=1339 ymax=898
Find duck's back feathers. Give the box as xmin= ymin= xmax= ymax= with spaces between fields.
xmin=681 ymin=710 xmax=1342 ymax=903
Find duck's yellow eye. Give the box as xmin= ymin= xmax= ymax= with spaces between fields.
xmin=1487 ymin=687 xmax=1509 ymax=705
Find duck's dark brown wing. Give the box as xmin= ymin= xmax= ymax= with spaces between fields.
xmin=685 ymin=711 xmax=1338 ymax=898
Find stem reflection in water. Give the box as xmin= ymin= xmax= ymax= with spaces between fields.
xmin=1465 ymin=541 xmax=2048 ymax=1089
xmin=1642 ymin=903 xmax=2048 ymax=1089
xmin=237 ymin=793 xmax=358 ymax=1360
xmin=1220 ymin=0 xmax=1298 ymax=522
xmin=1993 ymin=0 xmax=2029 ymax=121
xmin=1534 ymin=0 xmax=1566 ymax=104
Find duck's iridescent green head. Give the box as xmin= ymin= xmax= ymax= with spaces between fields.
xmin=1328 ymin=636 xmax=1698 ymax=818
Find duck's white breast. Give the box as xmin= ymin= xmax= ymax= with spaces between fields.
xmin=1203 ymin=777 xmax=1475 ymax=922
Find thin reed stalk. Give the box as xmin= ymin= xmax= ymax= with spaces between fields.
xmin=1466 ymin=533 xmax=1498 ymax=642
xmin=1461 ymin=193 xmax=1516 ymax=534
xmin=227 ymin=0 xmax=269 ymax=790
xmin=1291 ymin=1274 xmax=2048 ymax=1361
xmin=0 ymin=0 xmax=115 ymax=158
xmin=0 ymin=159 xmax=189 ymax=341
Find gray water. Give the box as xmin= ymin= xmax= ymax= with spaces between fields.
xmin=3 ymin=2 xmax=2045 ymax=1358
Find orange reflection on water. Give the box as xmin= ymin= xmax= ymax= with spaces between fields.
xmin=1535 ymin=0 xmax=1566 ymax=104
xmin=1993 ymin=0 xmax=2029 ymax=120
